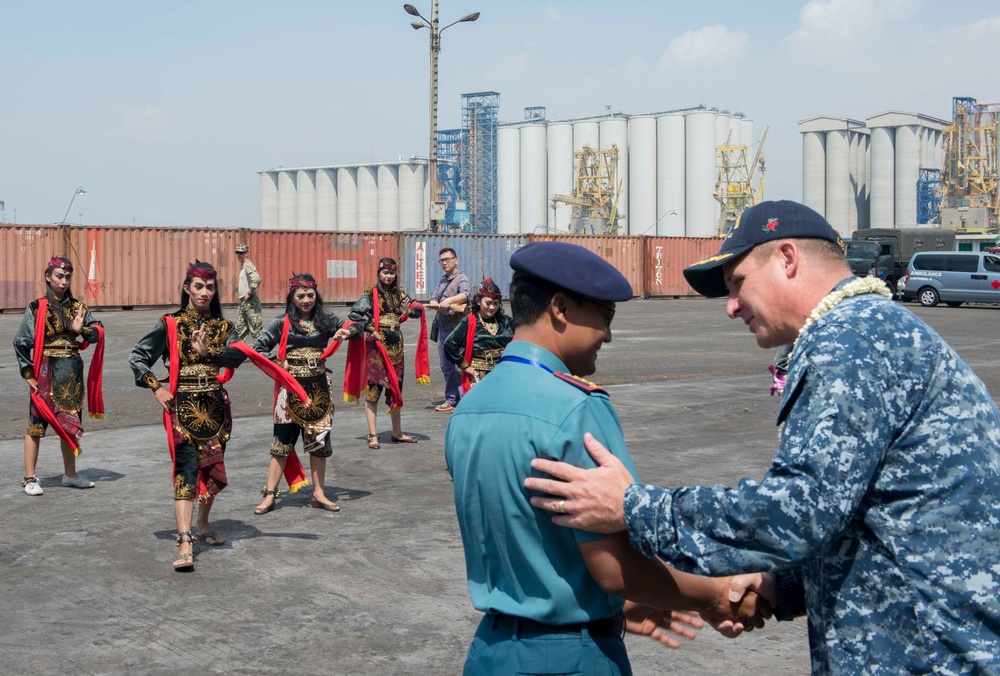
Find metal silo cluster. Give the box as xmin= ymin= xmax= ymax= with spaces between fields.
xmin=497 ymin=106 xmax=754 ymax=237
xmin=799 ymin=112 xmax=948 ymax=235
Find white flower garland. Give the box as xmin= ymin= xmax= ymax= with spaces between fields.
xmin=792 ymin=276 xmax=892 ymax=354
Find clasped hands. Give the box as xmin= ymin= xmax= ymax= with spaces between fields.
xmin=524 ymin=432 xmax=776 ymax=638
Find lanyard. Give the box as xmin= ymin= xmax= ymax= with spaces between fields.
xmin=499 ymin=355 xmax=554 ymax=374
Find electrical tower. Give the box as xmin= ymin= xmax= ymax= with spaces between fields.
xmin=550 ymin=145 xmax=622 ymax=235
xmin=940 ymin=96 xmax=999 ymax=231
xmin=460 ymin=91 xmax=499 ymax=233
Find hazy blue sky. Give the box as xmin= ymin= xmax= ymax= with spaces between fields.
xmin=1 ymin=1 xmax=996 ymax=228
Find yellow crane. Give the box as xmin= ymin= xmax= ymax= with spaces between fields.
xmin=551 ymin=145 xmax=622 ymax=235
xmin=714 ymin=127 xmax=768 ymax=235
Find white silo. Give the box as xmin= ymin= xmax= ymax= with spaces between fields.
xmin=497 ymin=125 xmax=520 ymax=235
xmin=377 ymin=165 xmax=399 ymax=232
xmin=337 ymin=167 xmax=358 ymax=232
xmin=398 ymin=163 xmax=425 ymax=231
xmin=573 ymin=120 xmax=599 ymax=153
xmin=260 ymin=172 xmax=279 ymax=229
xmin=848 ymin=133 xmax=860 ymax=232
xmin=861 ymin=136 xmax=871 ymax=228
xmin=519 ymin=122 xmax=548 ymax=234
xmin=278 ymin=170 xmax=297 ymax=230
xmin=357 ymin=166 xmax=379 ymax=231
xmin=628 ymin=115 xmax=657 ymax=236
xmin=316 ymin=169 xmax=338 ymax=231
xmin=894 ymin=125 xmax=919 ymax=225
xmin=685 ymin=110 xmax=718 ymax=237
xmin=296 ymin=170 xmax=316 ymax=231
xmin=802 ymin=131 xmax=826 ymax=217
xmin=599 ymin=117 xmax=629 ymax=233
xmin=656 ymin=113 xmax=685 ymax=236
xmin=741 ymin=118 xmax=755 ymax=155
xmin=869 ymin=126 xmax=895 ymax=228
xmin=727 ymin=115 xmax=743 ymax=148
xmin=825 ymin=130 xmax=851 ymax=235
xmin=547 ymin=122 xmax=574 ymax=233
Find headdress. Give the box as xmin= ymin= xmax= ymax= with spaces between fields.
xmin=46 ymin=256 xmax=73 ymax=274
xmin=378 ymin=257 xmax=398 ymax=273
xmin=289 ymin=273 xmax=317 ymax=290
xmin=185 ymin=260 xmax=217 ymax=281
xmin=478 ymin=277 xmax=502 ymax=300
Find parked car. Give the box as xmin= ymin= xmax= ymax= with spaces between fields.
xmin=901 ymin=251 xmax=1000 ymax=307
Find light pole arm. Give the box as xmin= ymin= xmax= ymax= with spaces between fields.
xmin=61 ymin=187 xmax=82 ymax=225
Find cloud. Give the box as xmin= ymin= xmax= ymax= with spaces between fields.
xmin=656 ymin=25 xmax=749 ymax=72
xmin=786 ymin=0 xmax=918 ymax=47
xmin=544 ymin=4 xmax=561 ymax=21
xmin=113 ymin=106 xmax=176 ymax=143
xmin=624 ymin=56 xmax=646 ymax=72
xmin=500 ymin=43 xmax=537 ymax=71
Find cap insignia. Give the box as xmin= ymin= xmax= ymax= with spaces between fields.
xmin=763 ymin=218 xmax=779 ymax=232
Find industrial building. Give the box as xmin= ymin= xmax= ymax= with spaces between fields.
xmin=259 ymin=93 xmax=759 ymax=237
xmin=800 ymin=97 xmax=1000 ymax=241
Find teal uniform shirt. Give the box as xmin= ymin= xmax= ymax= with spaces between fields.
xmin=445 ymin=340 xmax=640 ymax=625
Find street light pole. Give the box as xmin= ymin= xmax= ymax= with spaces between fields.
xmin=403 ymin=3 xmax=479 ymax=232
xmin=60 ymin=186 xmax=86 ymax=225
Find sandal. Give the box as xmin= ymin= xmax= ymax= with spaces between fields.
xmin=434 ymin=404 xmax=455 ymax=412
xmin=366 ymin=433 xmax=380 ymax=450
xmin=254 ymin=487 xmax=281 ymax=515
xmin=390 ymin=435 xmax=417 ymax=444
xmin=173 ymin=530 xmax=195 ymax=571
xmin=197 ymin=529 xmax=225 ymax=546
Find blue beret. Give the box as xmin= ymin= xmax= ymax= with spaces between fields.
xmin=683 ymin=200 xmax=845 ymax=298
xmin=510 ymin=241 xmax=633 ymax=302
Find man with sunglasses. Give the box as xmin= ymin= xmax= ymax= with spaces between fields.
xmin=429 ymin=247 xmax=470 ymax=412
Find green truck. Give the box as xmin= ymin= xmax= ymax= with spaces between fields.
xmin=846 ymin=228 xmax=957 ymax=298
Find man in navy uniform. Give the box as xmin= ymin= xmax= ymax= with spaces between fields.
xmin=525 ymin=201 xmax=1000 ymax=674
xmin=445 ymin=241 xmax=772 ymax=675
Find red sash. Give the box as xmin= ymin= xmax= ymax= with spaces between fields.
xmin=460 ymin=314 xmax=477 ymax=394
xmin=29 ymin=299 xmax=83 ymax=455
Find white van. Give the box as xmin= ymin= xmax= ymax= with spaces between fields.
xmin=901 ymin=252 xmax=1000 ymax=307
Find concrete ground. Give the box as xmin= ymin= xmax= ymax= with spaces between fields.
xmin=1 ymin=298 xmax=997 ymax=675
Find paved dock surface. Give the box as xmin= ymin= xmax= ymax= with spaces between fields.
xmin=2 ymin=299 xmax=997 ymax=675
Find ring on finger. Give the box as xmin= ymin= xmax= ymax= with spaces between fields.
xmin=558 ymin=499 xmax=565 ymax=514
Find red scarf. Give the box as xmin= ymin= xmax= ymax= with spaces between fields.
xmin=460 ymin=313 xmax=477 ymax=394
xmin=163 ymin=316 xmax=186 ymax=489
xmin=29 ymin=299 xmax=82 ymax=455
xmin=83 ymin=324 xmax=106 ymax=419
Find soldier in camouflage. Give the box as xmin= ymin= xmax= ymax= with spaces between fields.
xmin=525 ymin=201 xmax=1000 ymax=674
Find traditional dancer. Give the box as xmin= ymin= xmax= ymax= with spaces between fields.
xmin=443 ymin=278 xmax=514 ymax=392
xmin=13 ymin=256 xmax=106 ymax=495
xmin=345 ymin=257 xmax=429 ymax=449
xmin=129 ymin=261 xmax=244 ymax=571
xmin=249 ymin=274 xmax=356 ymax=515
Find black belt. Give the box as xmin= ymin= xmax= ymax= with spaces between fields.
xmin=492 ymin=613 xmax=625 ymax=638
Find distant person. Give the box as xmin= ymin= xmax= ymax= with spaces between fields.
xmin=525 ymin=201 xmax=1000 ymax=673
xmin=129 ymin=261 xmax=245 ymax=571
xmin=235 ymin=243 xmax=263 ymax=342
xmin=13 ymin=256 xmax=105 ymax=495
xmin=247 ymin=273 xmax=356 ymax=516
xmin=443 ymin=277 xmax=513 ymax=391
xmin=346 ymin=257 xmax=428 ymax=449
xmin=429 ymin=247 xmax=469 ymax=412
xmin=446 ymin=241 xmax=772 ymax=675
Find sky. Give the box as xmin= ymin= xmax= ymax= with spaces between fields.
xmin=1 ymin=0 xmax=997 ymax=228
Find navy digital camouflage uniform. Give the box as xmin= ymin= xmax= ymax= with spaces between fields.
xmin=624 ymin=284 xmax=1000 ymax=674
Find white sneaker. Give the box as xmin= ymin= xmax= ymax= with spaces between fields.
xmin=62 ymin=474 xmax=95 ymax=489
xmin=22 ymin=477 xmax=44 ymax=496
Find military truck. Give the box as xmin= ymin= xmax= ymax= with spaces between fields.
xmin=846 ymin=228 xmax=956 ymax=298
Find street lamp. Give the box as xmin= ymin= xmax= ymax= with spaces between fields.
xmin=60 ymin=186 xmax=87 ymax=225
xmin=403 ymin=2 xmax=479 ymax=232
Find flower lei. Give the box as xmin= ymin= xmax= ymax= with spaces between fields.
xmin=792 ymin=276 xmax=892 ymax=354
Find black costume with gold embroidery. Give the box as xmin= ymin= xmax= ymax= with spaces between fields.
xmin=347 ymin=284 xmax=420 ymax=406
xmin=13 ymin=297 xmax=102 ymax=439
xmin=443 ymin=312 xmax=515 ymax=383
xmin=129 ymin=306 xmax=242 ymax=501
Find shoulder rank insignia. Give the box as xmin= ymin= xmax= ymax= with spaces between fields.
xmin=553 ymin=372 xmax=607 ymax=396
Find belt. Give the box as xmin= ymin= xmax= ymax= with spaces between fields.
xmin=492 ymin=613 xmax=625 ymax=639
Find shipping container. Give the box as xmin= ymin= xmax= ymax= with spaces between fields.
xmin=0 ymin=225 xmax=68 ymax=311
xmin=248 ymin=230 xmax=399 ymax=305
xmin=397 ymin=234 xmax=528 ymax=301
xmin=527 ymin=234 xmax=646 ymax=297
xmin=63 ymin=226 xmax=242 ymax=309
xmin=643 ymin=237 xmax=722 ymax=297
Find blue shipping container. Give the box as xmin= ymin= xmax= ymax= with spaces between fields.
xmin=397 ymin=234 xmax=528 ymax=302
